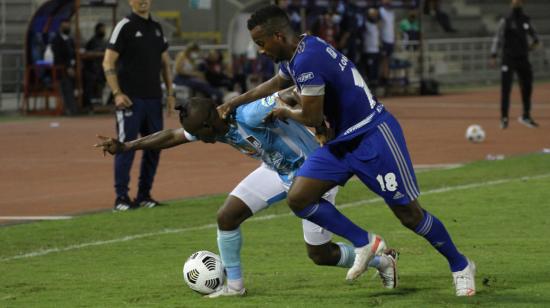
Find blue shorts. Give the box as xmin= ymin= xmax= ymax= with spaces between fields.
xmin=296 ymin=112 xmax=420 ymax=206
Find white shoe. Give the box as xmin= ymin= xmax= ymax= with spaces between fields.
xmin=452 ymin=258 xmax=476 ymax=296
xmin=205 ymin=285 xmax=247 ymax=298
xmin=378 ymin=249 xmax=399 ymax=289
xmin=346 ymin=233 xmax=386 ymax=281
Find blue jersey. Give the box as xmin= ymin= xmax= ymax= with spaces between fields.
xmin=185 ymin=94 xmax=319 ymax=184
xmin=279 ymin=35 xmax=386 ymax=143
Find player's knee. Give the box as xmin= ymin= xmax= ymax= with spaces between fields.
xmin=393 ymin=201 xmax=423 ymax=230
xmin=306 ymin=248 xmax=333 ymax=266
xmin=216 ymin=208 xmax=240 ymax=230
xmin=287 ymin=189 xmax=311 ymax=212
xmin=399 ymin=215 xmax=419 ymax=230
xmin=397 ymin=209 xmax=423 ymax=230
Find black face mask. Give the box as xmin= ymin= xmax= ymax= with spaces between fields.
xmin=512 ymin=7 xmax=522 ymax=15
xmin=97 ymin=31 xmax=105 ymax=39
xmin=62 ymin=28 xmax=71 ymax=35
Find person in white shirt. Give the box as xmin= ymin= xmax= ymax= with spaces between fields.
xmin=378 ymin=0 xmax=395 ymax=87
xmin=361 ymin=8 xmax=381 ymax=91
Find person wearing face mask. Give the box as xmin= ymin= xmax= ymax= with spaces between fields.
xmin=51 ymin=18 xmax=78 ymax=115
xmin=174 ymin=42 xmax=224 ymax=104
xmin=490 ymin=0 xmax=540 ymax=129
xmin=311 ymin=1 xmax=343 ymax=49
xmin=83 ymin=22 xmax=108 ymax=110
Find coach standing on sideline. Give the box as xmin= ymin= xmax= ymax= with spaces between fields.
xmin=103 ymin=0 xmax=175 ymax=211
xmin=490 ymin=0 xmax=539 ymax=129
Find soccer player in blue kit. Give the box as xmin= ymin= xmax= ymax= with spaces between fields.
xmin=218 ymin=5 xmax=476 ymax=296
xmin=95 ymin=87 xmax=398 ymax=297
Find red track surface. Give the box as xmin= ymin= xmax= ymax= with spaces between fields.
xmin=1 ymin=84 xmax=549 ymax=222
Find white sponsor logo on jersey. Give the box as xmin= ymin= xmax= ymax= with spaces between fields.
xmin=135 ymin=31 xmax=143 ymax=37
xmin=297 ymin=72 xmax=314 ymax=83
xmin=261 ymin=96 xmax=276 ymax=107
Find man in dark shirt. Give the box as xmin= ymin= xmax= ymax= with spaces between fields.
xmin=491 ymin=0 xmax=539 ymax=129
xmin=51 ymin=18 xmax=78 ymax=115
xmin=83 ymin=22 xmax=107 ymax=109
xmin=103 ymin=0 xmax=175 ymax=211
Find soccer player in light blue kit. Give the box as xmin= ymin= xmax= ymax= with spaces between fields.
xmin=95 ymin=87 xmax=398 ymax=297
xmin=218 ymin=5 xmax=476 ymax=296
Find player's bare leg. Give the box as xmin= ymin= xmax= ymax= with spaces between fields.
xmin=207 ymin=196 xmax=252 ymax=298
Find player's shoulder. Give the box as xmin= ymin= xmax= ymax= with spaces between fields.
xmin=236 ymin=95 xmax=276 ymax=127
xmin=150 ymin=17 xmax=164 ymax=29
xmin=293 ymin=35 xmax=331 ymax=66
xmin=299 ymin=35 xmax=328 ymax=54
xmin=114 ymin=17 xmax=132 ymax=31
xmin=109 ymin=17 xmax=132 ymax=45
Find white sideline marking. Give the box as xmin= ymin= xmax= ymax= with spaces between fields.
xmin=1 ymin=173 xmax=549 ymax=263
xmin=0 ymin=216 xmax=72 ymax=221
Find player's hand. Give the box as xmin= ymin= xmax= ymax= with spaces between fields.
xmin=315 ymin=124 xmax=334 ymax=146
xmin=263 ymin=107 xmax=289 ymax=124
xmin=216 ymin=101 xmax=235 ymax=119
xmin=114 ymin=93 xmax=133 ymax=109
xmin=94 ymin=135 xmax=126 ymax=156
xmin=166 ymin=95 xmax=176 ymax=117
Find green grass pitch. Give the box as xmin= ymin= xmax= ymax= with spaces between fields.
xmin=1 ymin=154 xmax=550 ymax=307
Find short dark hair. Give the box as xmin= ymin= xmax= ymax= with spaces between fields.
xmin=176 ymin=97 xmax=215 ymax=126
xmin=95 ymin=22 xmax=105 ymax=32
xmin=247 ymin=5 xmax=291 ymax=34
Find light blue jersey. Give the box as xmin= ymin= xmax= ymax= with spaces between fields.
xmin=186 ymin=94 xmax=319 ymax=184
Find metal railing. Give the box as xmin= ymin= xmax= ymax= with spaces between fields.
xmin=1 ymin=0 xmax=6 ymax=43
xmin=2 ymin=36 xmax=549 ymax=111
xmin=0 ymin=49 xmax=24 ymax=110
xmin=422 ymin=35 xmax=550 ymax=85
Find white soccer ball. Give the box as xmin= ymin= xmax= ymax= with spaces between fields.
xmin=183 ymin=250 xmax=225 ymax=294
xmin=465 ymin=124 xmax=486 ymax=143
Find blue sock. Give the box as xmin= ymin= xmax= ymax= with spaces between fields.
xmin=294 ymin=199 xmax=369 ymax=247
xmin=414 ymin=210 xmax=468 ymax=272
xmin=336 ymin=242 xmax=382 ymax=268
xmin=217 ymin=228 xmax=242 ymax=281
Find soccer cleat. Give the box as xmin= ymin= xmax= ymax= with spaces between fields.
xmin=204 ymin=286 xmax=247 ymax=298
xmin=518 ymin=116 xmax=538 ymax=128
xmin=500 ymin=117 xmax=508 ymax=129
xmin=346 ymin=233 xmax=386 ymax=281
xmin=113 ymin=196 xmax=137 ymax=211
xmin=452 ymin=258 xmax=476 ymax=296
xmin=377 ymin=249 xmax=399 ymax=289
xmin=136 ymin=196 xmax=161 ymax=208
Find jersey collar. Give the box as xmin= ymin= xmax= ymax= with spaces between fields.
xmin=129 ymin=12 xmax=152 ymax=23
xmin=289 ymin=34 xmax=307 ymax=64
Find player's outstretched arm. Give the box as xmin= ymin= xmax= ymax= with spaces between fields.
xmin=94 ymin=128 xmax=189 ymax=156
xmin=217 ymin=74 xmax=292 ymax=118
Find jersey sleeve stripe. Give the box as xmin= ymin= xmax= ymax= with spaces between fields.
xmin=109 ymin=18 xmax=130 ymax=44
xmin=300 ymin=85 xmax=325 ymax=96
xmin=183 ymin=129 xmax=197 ymax=141
xmin=278 ymin=70 xmax=291 ymax=80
